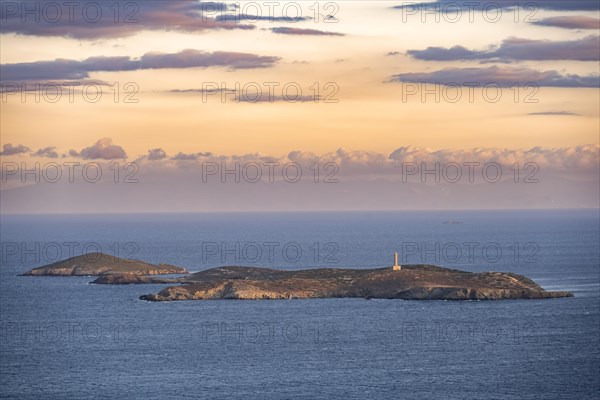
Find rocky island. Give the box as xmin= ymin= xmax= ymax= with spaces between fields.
xmin=138 ymin=264 xmax=573 ymax=301
xmin=21 ymin=253 xmax=573 ymax=301
xmin=21 ymin=253 xmax=188 ymax=276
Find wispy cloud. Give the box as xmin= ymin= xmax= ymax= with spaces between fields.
xmin=271 ymin=27 xmax=344 ymax=36
xmin=216 ymin=14 xmax=309 ymax=22
xmin=533 ymin=16 xmax=600 ymax=30
xmin=390 ymin=65 xmax=600 ymax=88
xmin=0 ymin=1 xmax=254 ymax=39
xmin=170 ymin=88 xmax=319 ymax=103
xmin=407 ymin=36 xmax=599 ymax=62
xmin=0 ymin=50 xmax=280 ymax=82
xmin=393 ymin=1 xmax=599 ymax=11
xmin=527 ymin=111 xmax=580 ymax=116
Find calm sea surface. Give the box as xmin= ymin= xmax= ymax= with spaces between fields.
xmin=1 ymin=210 xmax=599 ymax=399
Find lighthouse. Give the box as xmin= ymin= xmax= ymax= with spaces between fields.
xmin=393 ymin=252 xmax=402 ymax=270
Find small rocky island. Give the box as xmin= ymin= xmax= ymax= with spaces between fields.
xmin=22 ymin=253 xmax=573 ymax=301
xmin=138 ymin=264 xmax=573 ymax=301
xmin=21 ymin=253 xmax=188 ymax=276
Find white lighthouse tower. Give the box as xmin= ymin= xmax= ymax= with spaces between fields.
xmin=392 ymin=252 xmax=402 ymax=270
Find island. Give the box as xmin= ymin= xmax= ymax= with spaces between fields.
xmin=21 ymin=253 xmax=188 ymax=276
xmin=138 ymin=264 xmax=573 ymax=301
xmin=21 ymin=253 xmax=573 ymax=301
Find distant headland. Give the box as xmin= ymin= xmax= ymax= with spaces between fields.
xmin=21 ymin=252 xmax=573 ymax=301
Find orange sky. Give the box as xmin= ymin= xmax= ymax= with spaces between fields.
xmin=1 ymin=1 xmax=598 ymax=157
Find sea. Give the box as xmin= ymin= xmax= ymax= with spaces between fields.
xmin=0 ymin=210 xmax=598 ymax=399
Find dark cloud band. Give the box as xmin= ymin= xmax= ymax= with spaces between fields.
xmin=393 ymin=1 xmax=599 ymax=11
xmin=407 ymin=36 xmax=599 ymax=62
xmin=533 ymin=16 xmax=600 ymax=30
xmin=0 ymin=49 xmax=280 ymax=82
xmin=0 ymin=1 xmax=254 ymax=39
xmin=390 ymin=66 xmax=600 ymax=88
xmin=271 ymin=27 xmax=344 ymax=36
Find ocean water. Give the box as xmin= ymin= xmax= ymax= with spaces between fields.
xmin=0 ymin=210 xmax=598 ymax=399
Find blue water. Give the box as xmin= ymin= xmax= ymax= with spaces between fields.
xmin=1 ymin=210 xmax=599 ymax=399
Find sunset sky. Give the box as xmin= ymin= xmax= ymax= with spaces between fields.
xmin=1 ymin=1 xmax=598 ymax=212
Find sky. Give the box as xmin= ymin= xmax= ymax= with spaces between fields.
xmin=0 ymin=0 xmax=598 ymax=212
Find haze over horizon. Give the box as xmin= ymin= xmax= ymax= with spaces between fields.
xmin=1 ymin=1 xmax=598 ymax=212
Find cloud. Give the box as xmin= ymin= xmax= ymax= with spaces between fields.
xmin=389 ymin=65 xmax=600 ymax=87
xmin=3 ymin=144 xmax=597 ymax=212
xmin=387 ymin=51 xmax=401 ymax=56
xmin=393 ymin=1 xmax=599 ymax=11
xmin=0 ymin=1 xmax=255 ymax=40
xmin=0 ymin=49 xmax=280 ymax=81
xmin=79 ymin=138 xmax=127 ymax=160
xmin=527 ymin=111 xmax=580 ymax=116
xmin=236 ymin=95 xmax=319 ymax=103
xmin=216 ymin=14 xmax=309 ymax=22
xmin=172 ymin=152 xmax=199 ymax=161
xmin=171 ymin=88 xmax=319 ymax=103
xmin=407 ymin=36 xmax=600 ymax=61
xmin=171 ymin=152 xmax=214 ymax=161
xmin=140 ymin=50 xmax=279 ymax=69
xmin=147 ymin=148 xmax=167 ymax=161
xmin=271 ymin=27 xmax=344 ymax=36
xmin=408 ymin=45 xmax=481 ymax=61
xmin=7 ymin=140 xmax=598 ymax=179
xmin=386 ymin=145 xmax=599 ymax=170
xmin=533 ymin=16 xmax=600 ymax=30
xmin=132 ymin=144 xmax=599 ymax=178
xmin=0 ymin=143 xmax=30 ymax=156
xmin=171 ymin=87 xmax=234 ymax=93
xmin=32 ymin=147 xmax=59 ymax=158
